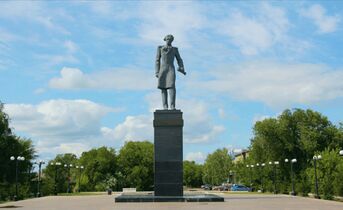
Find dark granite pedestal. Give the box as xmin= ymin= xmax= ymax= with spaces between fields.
xmin=154 ymin=110 xmax=183 ymax=196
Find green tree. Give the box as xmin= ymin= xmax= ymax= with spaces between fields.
xmin=203 ymin=148 xmax=233 ymax=185
xmin=117 ymin=141 xmax=153 ymax=191
xmin=306 ymin=149 xmax=343 ymax=199
xmin=42 ymin=153 xmax=78 ymax=195
xmin=183 ymin=161 xmax=203 ymax=187
xmin=79 ymin=147 xmax=117 ymax=191
xmin=0 ymin=103 xmax=36 ymax=201
xmin=248 ymin=109 xmax=343 ymax=194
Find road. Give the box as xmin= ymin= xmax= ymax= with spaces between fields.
xmin=0 ymin=193 xmax=342 ymax=210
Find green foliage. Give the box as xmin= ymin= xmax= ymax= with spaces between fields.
xmin=246 ymin=109 xmax=343 ymax=197
xmin=203 ymin=148 xmax=233 ymax=185
xmin=0 ymin=103 xmax=36 ymax=201
xmin=79 ymin=147 xmax=116 ymax=191
xmin=307 ymin=149 xmax=343 ymax=199
xmin=183 ymin=161 xmax=203 ymax=187
xmin=42 ymin=153 xmax=78 ymax=195
xmin=117 ymin=141 xmax=153 ymax=191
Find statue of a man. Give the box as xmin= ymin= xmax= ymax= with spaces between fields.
xmin=155 ymin=34 xmax=186 ymax=110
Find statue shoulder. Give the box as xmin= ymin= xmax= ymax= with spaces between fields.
xmin=173 ymin=47 xmax=178 ymax=50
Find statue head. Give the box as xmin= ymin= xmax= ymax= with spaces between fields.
xmin=163 ymin=34 xmax=174 ymax=45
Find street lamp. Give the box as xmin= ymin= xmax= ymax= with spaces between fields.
xmin=270 ymin=161 xmax=279 ymax=194
xmin=246 ymin=165 xmax=252 ymax=189
xmin=34 ymin=160 xmax=45 ymax=197
xmin=261 ymin=163 xmax=265 ymax=192
xmin=64 ymin=164 xmax=73 ymax=193
xmin=339 ymin=150 xmax=343 ymax=156
xmin=285 ymin=158 xmax=297 ymax=195
xmin=75 ymin=165 xmax=84 ymax=193
xmin=50 ymin=162 xmax=62 ymax=195
xmin=10 ymin=156 xmax=25 ymax=200
xmin=255 ymin=163 xmax=261 ymax=192
xmin=313 ymin=155 xmax=322 ymax=199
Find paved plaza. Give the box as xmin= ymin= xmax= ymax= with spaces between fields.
xmin=1 ymin=193 xmax=343 ymax=210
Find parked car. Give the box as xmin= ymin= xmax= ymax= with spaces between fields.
xmin=231 ymin=184 xmax=251 ymax=192
xmin=219 ymin=185 xmax=230 ymax=191
xmin=201 ymin=184 xmax=212 ymax=190
xmin=212 ymin=185 xmax=221 ymax=191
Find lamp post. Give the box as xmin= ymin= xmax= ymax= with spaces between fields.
xmin=246 ymin=165 xmax=252 ymax=189
xmin=10 ymin=156 xmax=25 ymax=201
xmin=50 ymin=162 xmax=61 ymax=195
xmin=261 ymin=163 xmax=265 ymax=192
xmin=285 ymin=158 xmax=297 ymax=195
xmin=269 ymin=161 xmax=279 ymax=194
xmin=64 ymin=164 xmax=73 ymax=193
xmin=290 ymin=159 xmax=297 ymax=195
xmin=255 ymin=163 xmax=261 ymax=192
xmin=313 ymin=155 xmax=322 ymax=199
xmin=34 ymin=160 xmax=45 ymax=197
xmin=75 ymin=165 xmax=84 ymax=193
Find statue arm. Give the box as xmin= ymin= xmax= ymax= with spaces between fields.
xmin=175 ymin=48 xmax=186 ymax=75
xmin=155 ymin=46 xmax=161 ymax=77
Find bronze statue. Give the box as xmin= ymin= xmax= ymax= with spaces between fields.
xmin=155 ymin=34 xmax=186 ymax=110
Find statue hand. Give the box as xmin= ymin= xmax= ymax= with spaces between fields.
xmin=178 ymin=67 xmax=186 ymax=75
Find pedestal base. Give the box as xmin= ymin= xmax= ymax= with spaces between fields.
xmin=115 ymin=194 xmax=224 ymax=202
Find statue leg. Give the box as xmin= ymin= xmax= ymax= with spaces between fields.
xmin=161 ymin=89 xmax=168 ymax=110
xmin=169 ymin=87 xmax=176 ymax=110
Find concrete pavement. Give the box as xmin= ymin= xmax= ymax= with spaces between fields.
xmin=0 ymin=193 xmax=342 ymax=210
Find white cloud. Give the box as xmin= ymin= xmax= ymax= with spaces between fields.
xmin=101 ymin=92 xmax=225 ymax=145
xmin=196 ymin=61 xmax=343 ymax=107
xmin=49 ymin=67 xmax=154 ymax=90
xmin=101 ymin=115 xmax=152 ymax=143
xmin=300 ymin=4 xmax=340 ymax=33
xmin=38 ymin=142 xmax=91 ymax=157
xmin=185 ymin=152 xmax=207 ymax=164
xmin=4 ymin=99 xmax=127 ymax=157
xmin=64 ymin=40 xmax=78 ymax=53
xmin=0 ymin=1 xmax=70 ymax=34
xmin=4 ymin=99 xmax=120 ymax=142
xmin=137 ymin=1 xmax=205 ymax=47
xmin=216 ymin=3 xmax=290 ymax=55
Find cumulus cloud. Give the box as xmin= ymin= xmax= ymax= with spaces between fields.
xmin=103 ymin=92 xmax=225 ymax=144
xmin=4 ymin=99 xmax=122 ymax=154
xmin=38 ymin=142 xmax=91 ymax=158
xmin=137 ymin=1 xmax=205 ymax=47
xmin=49 ymin=67 xmax=154 ymax=90
xmin=185 ymin=152 xmax=207 ymax=163
xmin=216 ymin=3 xmax=290 ymax=55
xmin=101 ymin=115 xmax=152 ymax=143
xmin=300 ymin=4 xmax=340 ymax=34
xmin=196 ymin=61 xmax=343 ymax=107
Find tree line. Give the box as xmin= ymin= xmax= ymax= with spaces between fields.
xmin=1 ymin=102 xmax=343 ymax=201
xmin=235 ymin=109 xmax=343 ymax=199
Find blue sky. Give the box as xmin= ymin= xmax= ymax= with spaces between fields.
xmin=1 ymin=1 xmax=343 ymax=163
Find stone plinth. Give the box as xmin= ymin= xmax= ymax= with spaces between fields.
xmin=115 ymin=193 xmax=224 ymax=202
xmin=153 ymin=110 xmax=183 ymax=196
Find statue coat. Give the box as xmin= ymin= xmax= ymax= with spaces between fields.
xmin=155 ymin=45 xmax=184 ymax=89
